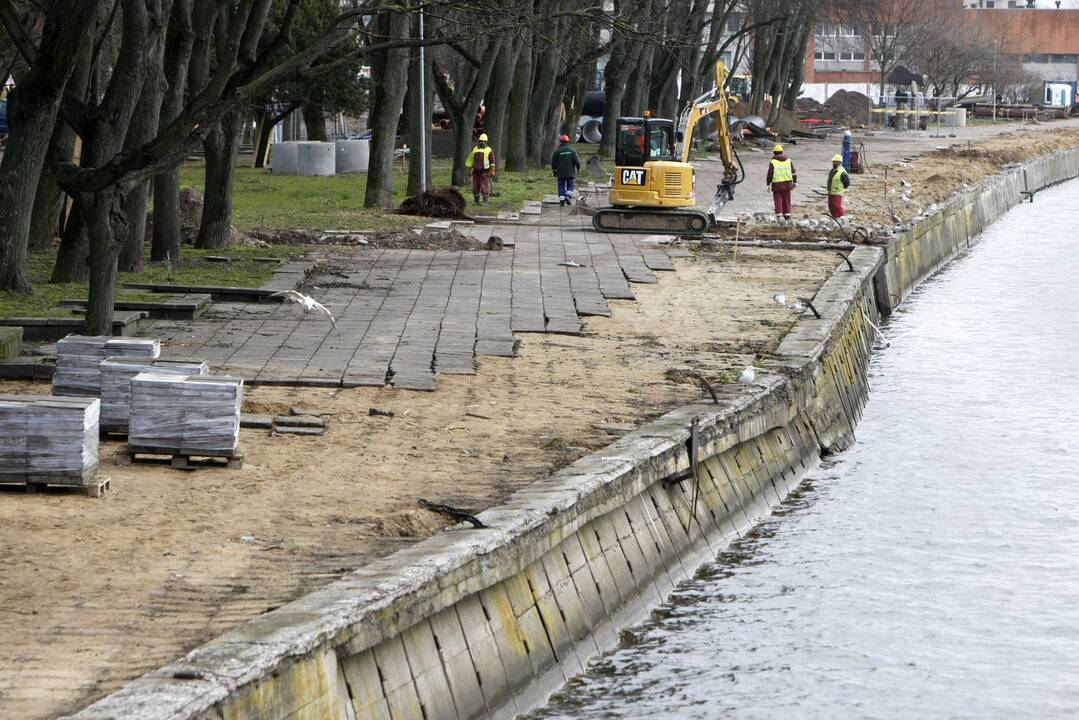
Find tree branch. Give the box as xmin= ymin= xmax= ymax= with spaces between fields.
xmin=0 ymin=0 xmax=39 ymax=63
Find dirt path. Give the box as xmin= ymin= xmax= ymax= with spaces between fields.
xmin=0 ymin=247 xmax=838 ymax=719
xmin=697 ymin=118 xmax=1079 ymax=227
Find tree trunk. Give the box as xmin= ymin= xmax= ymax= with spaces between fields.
xmin=119 ymin=74 xmax=168 ymax=271
xmin=364 ymin=11 xmax=410 ymax=209
xmin=483 ymin=38 xmax=520 ymax=167
xmin=302 ymin=103 xmax=328 ymax=141
xmin=505 ymin=30 xmax=533 ymax=171
xmin=0 ymin=0 xmax=97 ymax=292
xmin=527 ymin=46 xmax=559 ymax=165
xmin=151 ymin=0 xmax=195 ymax=262
xmin=0 ymin=87 xmax=60 ymax=293
xmin=28 ymin=134 xmax=68 ymax=253
xmin=81 ymin=189 xmax=125 ymax=335
xmin=195 ymin=109 xmax=241 ymax=249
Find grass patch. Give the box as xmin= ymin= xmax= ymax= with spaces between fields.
xmin=0 ymin=244 xmax=301 ymax=319
xmin=179 ymin=148 xmax=603 ymax=232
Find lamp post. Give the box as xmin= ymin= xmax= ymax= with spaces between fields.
xmin=418 ymin=6 xmax=427 ymax=192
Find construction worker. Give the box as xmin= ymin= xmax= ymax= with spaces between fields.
xmin=551 ymin=134 xmax=581 ymax=206
xmin=766 ymin=144 xmax=797 ymax=221
xmin=466 ymin=133 xmax=496 ymax=205
xmin=827 ymin=154 xmax=851 ymax=219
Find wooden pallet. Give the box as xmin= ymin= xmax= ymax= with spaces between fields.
xmin=116 ymin=444 xmax=243 ymax=470
xmin=0 ymin=475 xmax=111 ymax=497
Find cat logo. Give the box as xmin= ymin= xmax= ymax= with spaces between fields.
xmin=620 ymin=169 xmax=646 ymax=186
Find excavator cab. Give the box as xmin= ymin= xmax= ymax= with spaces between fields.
xmin=614 ymin=118 xmax=675 ymax=167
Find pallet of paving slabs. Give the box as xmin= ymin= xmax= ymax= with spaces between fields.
xmin=99 ymin=358 xmax=209 ymax=433
xmin=0 ymin=395 xmax=105 ymax=495
xmin=53 ymin=335 xmax=160 ymax=397
xmin=127 ymin=373 xmax=243 ymax=462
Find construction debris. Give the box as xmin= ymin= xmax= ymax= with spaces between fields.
xmin=396 ymin=188 xmax=468 ymax=219
xmin=53 ymin=336 xmax=161 ymax=397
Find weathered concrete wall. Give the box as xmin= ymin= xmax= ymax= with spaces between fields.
xmin=69 ymin=147 xmax=1079 ymax=720
xmin=70 ymin=247 xmax=883 ymax=720
xmin=876 ymin=148 xmax=1079 ymax=314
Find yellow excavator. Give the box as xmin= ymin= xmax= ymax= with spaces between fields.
xmin=592 ymin=61 xmax=743 ymax=234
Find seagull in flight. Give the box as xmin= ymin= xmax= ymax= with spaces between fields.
xmin=272 ymin=290 xmax=338 ymax=330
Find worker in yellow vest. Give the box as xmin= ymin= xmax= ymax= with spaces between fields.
xmin=465 ymin=133 xmax=496 ymax=205
xmin=766 ymin=144 xmax=797 ymax=221
xmin=827 ymin=154 xmax=851 ymax=219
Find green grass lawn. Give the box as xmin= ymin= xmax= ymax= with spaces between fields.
xmin=0 ymin=244 xmax=301 ymax=319
xmin=2 ymin=146 xmax=603 ymax=320
xmin=179 ymin=150 xmax=603 ymax=231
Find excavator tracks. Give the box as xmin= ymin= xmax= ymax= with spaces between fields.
xmin=591 ymin=207 xmax=710 ymax=235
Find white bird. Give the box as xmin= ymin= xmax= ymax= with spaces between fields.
xmin=737 ymin=366 xmax=756 ymax=384
xmin=272 ymin=290 xmax=338 ymax=330
xmin=773 ymin=293 xmax=787 ymax=306
xmin=788 ymin=302 xmax=805 ymax=313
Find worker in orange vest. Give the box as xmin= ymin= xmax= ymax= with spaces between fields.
xmin=465 ymin=133 xmax=496 ymax=205
xmin=766 ymin=144 xmax=797 ymax=221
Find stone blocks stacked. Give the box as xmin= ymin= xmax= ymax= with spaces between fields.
xmin=99 ymin=358 xmax=210 ymax=431
xmin=128 ymin=374 xmax=243 ymax=455
xmin=53 ymin=335 xmax=160 ymax=397
xmin=0 ymin=395 xmax=100 ymax=487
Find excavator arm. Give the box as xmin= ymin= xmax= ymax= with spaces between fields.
xmin=677 ymin=61 xmax=742 ymax=219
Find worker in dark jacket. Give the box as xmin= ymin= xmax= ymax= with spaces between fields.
xmin=766 ymin=144 xmax=797 ymax=221
xmin=551 ymin=135 xmax=581 ymax=206
xmin=827 ymin=154 xmax=851 ymax=219
xmin=466 ymin=133 xmax=496 ymax=205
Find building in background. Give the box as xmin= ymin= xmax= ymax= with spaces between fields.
xmin=801 ymin=3 xmax=1079 ymax=103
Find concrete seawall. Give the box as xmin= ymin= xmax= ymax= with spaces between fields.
xmin=875 ymin=148 xmax=1079 ymax=314
xmin=70 ymin=148 xmax=1079 ymax=720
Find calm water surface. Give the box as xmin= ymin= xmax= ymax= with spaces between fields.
xmin=534 ymin=180 xmax=1079 ymax=719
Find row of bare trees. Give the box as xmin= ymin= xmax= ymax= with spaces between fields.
xmin=1 ymin=0 xmax=1013 ymax=335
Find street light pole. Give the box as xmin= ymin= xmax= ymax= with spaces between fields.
xmin=418 ymin=6 xmax=427 ymax=192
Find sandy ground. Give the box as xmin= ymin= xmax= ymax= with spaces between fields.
xmin=0 ymin=247 xmax=838 ymax=719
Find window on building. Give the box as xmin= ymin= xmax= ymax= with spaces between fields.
xmin=727 ymin=15 xmax=741 ymax=34
xmin=838 ymin=25 xmax=860 ymax=36
xmin=853 ymin=51 xmax=866 ymax=60
xmin=815 ymin=24 xmax=835 ymax=37
xmin=1050 ymin=54 xmax=1078 ymax=63
xmin=985 ymin=1 xmax=995 ymax=7
xmin=1025 ymin=53 xmax=1050 ymax=63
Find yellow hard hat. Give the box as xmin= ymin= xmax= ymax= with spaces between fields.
xmin=773 ymin=144 xmax=783 ymax=153
xmin=478 ymin=133 xmax=489 ymax=142
xmin=832 ymin=154 xmax=843 ymax=162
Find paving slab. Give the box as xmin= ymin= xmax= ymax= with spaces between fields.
xmin=143 ymin=214 xmax=671 ymax=390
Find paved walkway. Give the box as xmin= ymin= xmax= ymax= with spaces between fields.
xmin=150 ymin=208 xmax=674 ymax=391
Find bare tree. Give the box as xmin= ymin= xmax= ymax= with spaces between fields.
xmin=837 ymin=0 xmax=945 ymax=99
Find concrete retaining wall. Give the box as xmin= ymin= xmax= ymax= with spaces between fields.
xmin=876 ymin=147 xmax=1079 ymax=314
xmin=69 ymin=148 xmax=1079 ymax=720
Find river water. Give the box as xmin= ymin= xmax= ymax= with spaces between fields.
xmin=534 ymin=180 xmax=1079 ymax=719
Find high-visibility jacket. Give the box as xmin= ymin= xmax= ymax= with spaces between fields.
xmin=770 ymin=158 xmax=793 ymax=183
xmin=466 ymin=145 xmax=495 ymax=172
xmin=829 ymin=166 xmax=848 ymax=196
